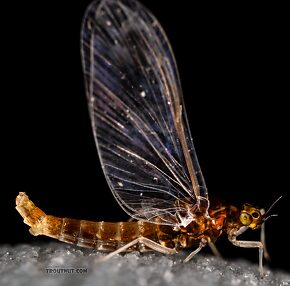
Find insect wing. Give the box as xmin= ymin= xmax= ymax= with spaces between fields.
xmin=81 ymin=0 xmax=208 ymax=226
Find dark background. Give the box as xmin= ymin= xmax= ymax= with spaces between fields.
xmin=3 ymin=0 xmax=289 ymax=272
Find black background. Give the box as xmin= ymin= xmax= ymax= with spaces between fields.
xmin=3 ymin=0 xmax=289 ymax=272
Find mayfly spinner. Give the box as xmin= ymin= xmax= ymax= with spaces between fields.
xmin=16 ymin=0 xmax=278 ymax=278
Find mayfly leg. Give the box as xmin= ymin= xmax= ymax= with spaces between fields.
xmin=261 ymin=222 xmax=270 ymax=261
xmin=228 ymin=226 xmax=264 ymax=278
xmin=99 ymin=237 xmax=177 ymax=261
xmin=260 ymin=208 xmax=270 ymax=261
xmin=208 ymin=241 xmax=222 ymax=257
xmin=183 ymin=238 xmax=208 ymax=263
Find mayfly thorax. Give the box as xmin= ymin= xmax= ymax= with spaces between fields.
xmin=16 ymin=0 xmax=277 ymax=279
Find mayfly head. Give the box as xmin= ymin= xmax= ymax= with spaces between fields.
xmin=239 ymin=196 xmax=282 ymax=229
xmin=239 ymin=203 xmax=264 ymax=229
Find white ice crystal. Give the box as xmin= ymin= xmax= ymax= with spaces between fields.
xmin=0 ymin=243 xmax=289 ymax=286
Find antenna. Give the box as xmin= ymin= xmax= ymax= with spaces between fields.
xmin=264 ymin=214 xmax=278 ymax=223
xmin=265 ymin=195 xmax=282 ymax=217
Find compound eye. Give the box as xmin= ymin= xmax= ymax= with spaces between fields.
xmin=240 ymin=212 xmax=252 ymax=226
xmin=251 ymin=211 xmax=260 ymax=219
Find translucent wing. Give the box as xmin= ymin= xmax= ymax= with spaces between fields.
xmin=81 ymin=0 xmax=209 ymax=226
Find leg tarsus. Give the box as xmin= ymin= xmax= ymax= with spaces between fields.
xmin=183 ymin=238 xmax=207 ymax=263
xmin=98 ymin=239 xmax=140 ymax=262
xmin=99 ymin=237 xmax=177 ymax=262
xmin=208 ymin=241 xmax=222 ymax=257
xmin=261 ymin=222 xmax=270 ymax=261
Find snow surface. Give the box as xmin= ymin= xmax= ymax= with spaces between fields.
xmin=0 ymin=242 xmax=289 ymax=286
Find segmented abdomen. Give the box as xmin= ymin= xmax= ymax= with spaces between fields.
xmin=16 ymin=192 xmax=175 ymax=252
xmin=59 ymin=219 xmax=158 ymax=251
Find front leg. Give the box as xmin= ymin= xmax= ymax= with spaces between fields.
xmin=228 ymin=226 xmax=264 ymax=278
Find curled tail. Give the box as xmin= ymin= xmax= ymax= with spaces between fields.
xmin=15 ymin=192 xmax=62 ymax=238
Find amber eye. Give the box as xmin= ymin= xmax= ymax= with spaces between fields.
xmin=251 ymin=211 xmax=260 ymax=219
xmin=240 ymin=212 xmax=252 ymax=226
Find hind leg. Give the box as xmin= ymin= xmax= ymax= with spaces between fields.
xmin=99 ymin=237 xmax=177 ymax=261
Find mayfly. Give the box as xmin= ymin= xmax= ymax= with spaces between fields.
xmin=16 ymin=0 xmax=278 ymax=278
